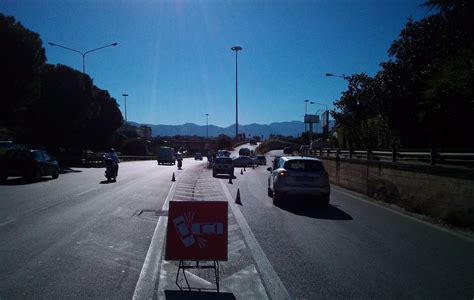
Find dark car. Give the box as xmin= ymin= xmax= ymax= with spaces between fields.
xmin=0 ymin=149 xmax=59 ymax=182
xmin=212 ymin=157 xmax=234 ymax=177
xmin=253 ymin=155 xmax=267 ymax=166
xmin=238 ymin=147 xmax=251 ymax=156
xmin=232 ymin=156 xmax=257 ymax=168
xmin=283 ymin=147 xmax=293 ymax=155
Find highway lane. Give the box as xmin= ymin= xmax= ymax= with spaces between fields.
xmin=225 ymin=150 xmax=474 ymax=298
xmin=0 ymin=160 xmax=183 ymax=299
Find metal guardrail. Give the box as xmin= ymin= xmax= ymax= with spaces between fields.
xmin=303 ymin=148 xmax=474 ymax=168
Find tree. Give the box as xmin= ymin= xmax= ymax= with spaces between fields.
xmin=25 ymin=64 xmax=124 ymax=150
xmin=0 ymin=13 xmax=46 ymax=139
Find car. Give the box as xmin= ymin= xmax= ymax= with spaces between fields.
xmin=194 ymin=152 xmax=203 ymax=160
xmin=0 ymin=149 xmax=59 ymax=182
xmin=212 ymin=157 xmax=234 ymax=177
xmin=283 ymin=147 xmax=293 ymax=155
xmin=253 ymin=155 xmax=267 ymax=166
xmin=238 ymin=147 xmax=251 ymax=156
xmin=267 ymin=156 xmax=330 ymax=206
xmin=232 ymin=156 xmax=257 ymax=168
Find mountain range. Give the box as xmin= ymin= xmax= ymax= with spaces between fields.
xmin=129 ymin=120 xmax=335 ymax=138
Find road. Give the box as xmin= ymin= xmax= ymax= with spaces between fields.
xmin=1 ymin=147 xmax=473 ymax=299
xmin=0 ymin=160 xmax=177 ymax=299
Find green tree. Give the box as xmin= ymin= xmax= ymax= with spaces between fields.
xmin=0 ymin=13 xmax=46 ymax=139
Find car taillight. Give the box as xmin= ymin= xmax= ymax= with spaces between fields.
xmin=278 ymin=171 xmax=287 ymax=177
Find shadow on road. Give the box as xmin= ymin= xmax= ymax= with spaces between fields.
xmin=99 ymin=179 xmax=116 ymax=184
xmin=0 ymin=177 xmax=54 ymax=186
xmin=276 ymin=199 xmax=353 ymax=221
xmin=164 ymin=290 xmax=236 ymax=300
xmin=59 ymin=168 xmax=83 ymax=174
xmin=213 ymin=174 xmax=237 ymax=180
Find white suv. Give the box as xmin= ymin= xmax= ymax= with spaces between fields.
xmin=267 ymin=156 xmax=330 ymax=206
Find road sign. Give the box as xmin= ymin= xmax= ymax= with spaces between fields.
xmin=165 ymin=201 xmax=228 ymax=261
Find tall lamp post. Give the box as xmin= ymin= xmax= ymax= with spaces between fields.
xmin=231 ymin=46 xmax=242 ymax=140
xmin=205 ymin=113 xmax=209 ymax=139
xmin=48 ymin=42 xmax=118 ymax=74
xmin=122 ymin=93 xmax=129 ymax=123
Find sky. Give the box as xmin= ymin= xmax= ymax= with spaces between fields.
xmin=0 ymin=0 xmax=428 ymax=128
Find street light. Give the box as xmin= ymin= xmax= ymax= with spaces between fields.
xmin=205 ymin=113 xmax=209 ymax=139
xmin=231 ymin=45 xmax=242 ymax=139
xmin=325 ymin=73 xmax=350 ymax=80
xmin=48 ymin=42 xmax=118 ymax=73
xmin=122 ymin=93 xmax=129 ymax=123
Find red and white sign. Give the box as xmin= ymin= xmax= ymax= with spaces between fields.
xmin=165 ymin=201 xmax=228 ymax=261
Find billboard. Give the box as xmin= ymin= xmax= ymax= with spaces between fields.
xmin=165 ymin=201 xmax=228 ymax=261
xmin=304 ymin=114 xmax=319 ymax=123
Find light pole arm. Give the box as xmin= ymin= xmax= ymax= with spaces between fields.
xmin=48 ymin=42 xmax=84 ymax=56
xmin=83 ymin=43 xmax=118 ymax=56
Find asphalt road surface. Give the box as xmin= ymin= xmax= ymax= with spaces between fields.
xmin=1 ymin=149 xmax=473 ymax=299
xmin=0 ymin=160 xmax=178 ymax=299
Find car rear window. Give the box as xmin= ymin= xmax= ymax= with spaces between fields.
xmin=216 ymin=157 xmax=232 ymax=164
xmin=284 ymin=160 xmax=324 ymax=172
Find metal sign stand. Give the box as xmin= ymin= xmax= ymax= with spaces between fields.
xmin=176 ymin=260 xmax=220 ymax=292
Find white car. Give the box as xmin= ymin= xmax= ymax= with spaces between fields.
xmin=267 ymin=156 xmax=330 ymax=206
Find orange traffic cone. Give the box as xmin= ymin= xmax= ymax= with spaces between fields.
xmin=240 ymin=168 xmax=244 ymax=175
xmin=235 ymin=188 xmax=242 ymax=205
xmin=171 ymin=172 xmax=176 ymax=182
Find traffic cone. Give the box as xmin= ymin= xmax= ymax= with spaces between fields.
xmin=235 ymin=189 xmax=242 ymax=205
xmin=228 ymin=175 xmax=233 ymax=184
xmin=240 ymin=168 xmax=244 ymax=175
xmin=244 ymin=167 xmax=246 ymax=172
xmin=252 ymin=164 xmax=255 ymax=169
xmin=171 ymin=172 xmax=176 ymax=182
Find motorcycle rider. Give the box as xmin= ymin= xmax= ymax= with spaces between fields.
xmin=177 ymin=152 xmax=183 ymax=170
xmin=104 ymin=148 xmax=120 ymax=178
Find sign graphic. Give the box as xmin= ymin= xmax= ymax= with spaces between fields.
xmin=165 ymin=201 xmax=228 ymax=261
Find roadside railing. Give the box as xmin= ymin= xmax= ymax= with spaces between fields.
xmin=303 ymin=148 xmax=474 ymax=168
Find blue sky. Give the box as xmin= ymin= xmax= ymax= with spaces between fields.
xmin=1 ymin=0 xmax=427 ymax=127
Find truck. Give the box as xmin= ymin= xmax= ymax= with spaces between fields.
xmin=157 ymin=147 xmax=176 ymax=165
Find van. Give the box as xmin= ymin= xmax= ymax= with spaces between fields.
xmin=157 ymin=147 xmax=176 ymax=165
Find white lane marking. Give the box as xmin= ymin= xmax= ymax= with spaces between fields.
xmin=75 ymin=188 xmax=97 ymax=196
xmin=219 ymin=180 xmax=291 ymax=300
xmin=132 ymin=181 xmax=177 ymax=300
xmin=332 ymin=186 xmax=474 ymax=243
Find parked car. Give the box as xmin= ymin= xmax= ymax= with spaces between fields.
xmin=267 ymin=156 xmax=330 ymax=206
xmin=0 ymin=149 xmax=59 ymax=182
xmin=194 ymin=152 xmax=203 ymax=160
xmin=212 ymin=157 xmax=234 ymax=177
xmin=232 ymin=156 xmax=257 ymax=168
xmin=253 ymin=155 xmax=267 ymax=166
xmin=238 ymin=147 xmax=251 ymax=156
xmin=283 ymin=147 xmax=293 ymax=155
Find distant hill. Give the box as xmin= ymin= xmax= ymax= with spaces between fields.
xmin=129 ymin=120 xmax=335 ymax=138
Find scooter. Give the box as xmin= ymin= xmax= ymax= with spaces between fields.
xmin=104 ymin=158 xmax=117 ymax=181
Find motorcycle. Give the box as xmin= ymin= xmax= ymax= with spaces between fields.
xmin=104 ymin=157 xmax=117 ymax=181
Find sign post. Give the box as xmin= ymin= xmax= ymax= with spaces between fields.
xmin=165 ymin=201 xmax=228 ymax=291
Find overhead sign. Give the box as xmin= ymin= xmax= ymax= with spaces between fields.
xmin=165 ymin=201 xmax=228 ymax=261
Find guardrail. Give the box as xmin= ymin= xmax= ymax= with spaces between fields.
xmin=303 ymin=148 xmax=474 ymax=168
